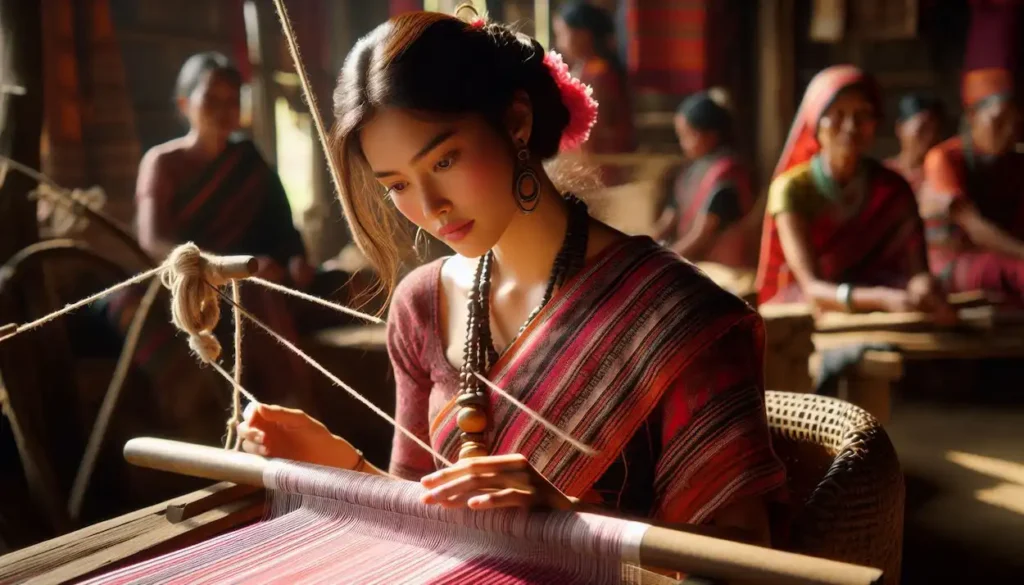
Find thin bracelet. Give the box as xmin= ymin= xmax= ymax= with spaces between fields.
xmin=836 ymin=283 xmax=854 ymax=311
xmin=351 ymin=450 xmax=367 ymax=473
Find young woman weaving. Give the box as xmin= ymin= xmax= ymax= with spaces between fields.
xmin=238 ymin=12 xmax=786 ymax=547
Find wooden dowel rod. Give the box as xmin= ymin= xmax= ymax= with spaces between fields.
xmin=204 ymin=255 xmax=258 ymax=281
xmin=640 ymin=526 xmax=881 ymax=585
xmin=124 ymin=438 xmax=268 ymax=487
xmin=124 ymin=438 xmax=882 ymax=585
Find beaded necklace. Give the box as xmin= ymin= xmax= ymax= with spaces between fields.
xmin=454 ymin=194 xmax=590 ymax=460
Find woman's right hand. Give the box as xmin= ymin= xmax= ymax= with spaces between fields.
xmin=238 ymin=404 xmax=361 ymax=470
xmin=879 ymin=288 xmax=914 ymax=313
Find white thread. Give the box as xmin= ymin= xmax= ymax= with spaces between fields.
xmin=248 ymin=276 xmax=383 ymax=324
xmin=473 ymin=372 xmax=598 ymax=457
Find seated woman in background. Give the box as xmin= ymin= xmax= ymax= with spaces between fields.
xmin=756 ymin=65 xmax=954 ymax=322
xmin=919 ymin=68 xmax=1024 ymax=304
xmin=885 ymin=93 xmax=944 ymax=193
xmin=655 ymin=91 xmax=756 ymax=269
xmin=105 ymin=52 xmax=324 ymax=413
xmin=553 ymin=1 xmax=635 ymax=184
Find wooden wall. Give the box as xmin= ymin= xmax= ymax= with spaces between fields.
xmin=109 ymin=0 xmax=243 ymax=153
xmin=793 ymin=0 xmax=970 ymax=160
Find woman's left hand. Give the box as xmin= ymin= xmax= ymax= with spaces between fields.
xmin=419 ymin=454 xmax=574 ymax=511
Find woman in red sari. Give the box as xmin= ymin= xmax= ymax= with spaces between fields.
xmin=657 ymin=91 xmax=756 ymax=268
xmin=919 ymin=68 xmax=1024 ymax=303
xmin=756 ymin=65 xmax=953 ymax=321
xmin=238 ymin=11 xmax=786 ymax=552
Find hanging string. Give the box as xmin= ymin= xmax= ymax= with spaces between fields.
xmin=203 ymin=280 xmax=454 ymax=468
xmin=269 ymin=0 xmax=344 ymax=200
xmin=226 ymin=280 xmax=245 ymax=450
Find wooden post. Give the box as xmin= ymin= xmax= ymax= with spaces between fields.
xmin=0 ymin=0 xmax=78 ymax=545
xmin=756 ymin=0 xmax=796 ymax=187
xmin=243 ymin=0 xmax=279 ymax=167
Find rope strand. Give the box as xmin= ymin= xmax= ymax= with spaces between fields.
xmin=0 ymin=266 xmax=164 ymax=343
xmin=248 ymin=276 xmax=383 ymax=324
xmin=226 ymin=280 xmax=245 ymax=450
xmin=205 ymin=280 xmax=453 ymax=468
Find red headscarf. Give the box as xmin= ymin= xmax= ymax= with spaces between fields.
xmin=772 ymin=65 xmax=881 ymax=179
xmin=962 ymin=67 xmax=1014 ymax=108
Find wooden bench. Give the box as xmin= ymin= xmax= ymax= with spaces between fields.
xmin=809 ymin=300 xmax=1024 ymax=423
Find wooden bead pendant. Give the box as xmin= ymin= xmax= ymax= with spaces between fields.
xmin=456 ymin=406 xmax=488 ymax=434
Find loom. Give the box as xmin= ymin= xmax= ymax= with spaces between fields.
xmin=80 ymin=436 xmax=884 ymax=585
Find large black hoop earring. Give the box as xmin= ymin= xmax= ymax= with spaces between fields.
xmin=513 ymin=146 xmax=540 ymax=214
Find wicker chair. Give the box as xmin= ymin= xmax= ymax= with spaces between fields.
xmin=765 ymin=391 xmax=905 ymax=585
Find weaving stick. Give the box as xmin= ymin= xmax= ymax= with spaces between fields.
xmin=205 ymin=255 xmax=259 ymax=281
xmin=123 ymin=437 xmax=883 ymax=585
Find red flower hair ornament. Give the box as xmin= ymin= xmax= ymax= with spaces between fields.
xmin=468 ymin=17 xmax=599 ymax=152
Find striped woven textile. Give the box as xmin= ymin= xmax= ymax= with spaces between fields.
xmin=81 ymin=461 xmax=654 ymax=584
xmin=401 ymin=236 xmax=786 ymax=526
xmin=626 ymin=0 xmax=707 ymax=94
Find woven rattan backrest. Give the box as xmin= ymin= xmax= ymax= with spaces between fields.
xmin=765 ymin=391 xmax=904 ymax=585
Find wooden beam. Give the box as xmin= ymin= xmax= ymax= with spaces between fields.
xmin=0 ymin=483 xmax=263 ymax=585
xmin=756 ymin=0 xmax=797 ymax=187
xmin=0 ymin=0 xmax=78 ymax=545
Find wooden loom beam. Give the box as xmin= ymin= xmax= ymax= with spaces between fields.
xmin=0 ymin=483 xmax=264 ymax=584
xmin=121 ymin=438 xmax=884 ymax=585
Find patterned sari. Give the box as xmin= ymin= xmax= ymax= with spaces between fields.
xmin=756 ymin=66 xmax=927 ymax=305
xmin=669 ymin=151 xmax=756 ymax=268
xmin=388 ymin=236 xmax=787 ymax=527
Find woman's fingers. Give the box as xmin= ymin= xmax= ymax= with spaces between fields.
xmin=420 ymin=454 xmax=528 ymax=489
xmin=240 ymin=439 xmax=268 ymax=456
xmin=466 ymin=488 xmax=536 ymax=510
xmin=420 ymin=470 xmax=533 ymax=506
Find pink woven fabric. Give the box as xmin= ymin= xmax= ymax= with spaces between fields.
xmin=81 ymin=462 xmax=649 ymax=584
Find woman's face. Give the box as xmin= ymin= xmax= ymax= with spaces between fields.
xmin=181 ymin=69 xmax=241 ymax=142
xmin=674 ymin=115 xmax=717 ymax=160
xmin=896 ymin=111 xmax=942 ymax=160
xmin=553 ymin=17 xmax=589 ymax=64
xmin=816 ymin=88 xmax=877 ymax=162
xmin=359 ymin=108 xmax=520 ymax=259
xmin=970 ymin=98 xmax=1020 ymax=156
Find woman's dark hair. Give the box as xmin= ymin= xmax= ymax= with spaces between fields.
xmin=897 ymin=93 xmax=944 ymax=123
xmin=559 ymin=1 xmax=624 ymax=75
xmin=175 ymin=51 xmax=242 ymax=100
xmin=677 ymin=91 xmax=733 ymax=143
xmin=330 ymin=12 xmax=573 ymax=301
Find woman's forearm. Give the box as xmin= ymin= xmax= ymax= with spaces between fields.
xmin=804 ymin=280 xmax=901 ymax=313
xmin=956 ymin=207 xmax=1024 ymax=260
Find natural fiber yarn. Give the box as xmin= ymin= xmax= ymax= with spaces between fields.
xmin=161 ymin=242 xmax=231 ymax=363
